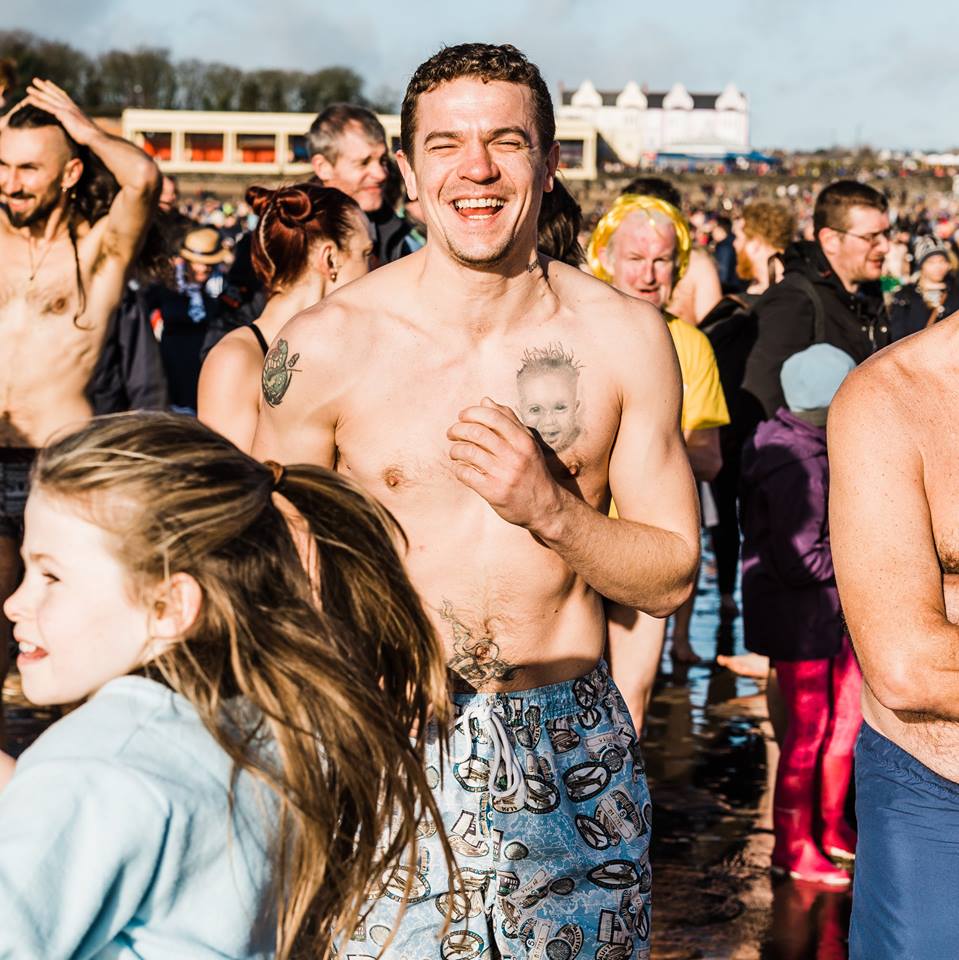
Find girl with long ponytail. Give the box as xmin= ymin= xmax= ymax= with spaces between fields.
xmin=0 ymin=411 xmax=451 ymax=958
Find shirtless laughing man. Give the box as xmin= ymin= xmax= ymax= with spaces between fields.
xmin=254 ymin=44 xmax=699 ymax=959
xmin=0 ymin=83 xmax=159 ymax=701
xmin=830 ymin=313 xmax=959 ymax=957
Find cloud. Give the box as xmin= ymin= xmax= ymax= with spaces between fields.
xmin=5 ymin=0 xmax=959 ymax=149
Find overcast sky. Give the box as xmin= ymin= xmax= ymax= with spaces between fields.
xmin=6 ymin=0 xmax=959 ymax=150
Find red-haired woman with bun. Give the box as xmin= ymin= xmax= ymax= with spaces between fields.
xmin=198 ymin=184 xmax=372 ymax=450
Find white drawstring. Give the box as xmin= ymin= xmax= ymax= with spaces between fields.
xmin=454 ymin=702 xmax=528 ymax=808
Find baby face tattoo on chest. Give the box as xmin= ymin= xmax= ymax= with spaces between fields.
xmin=515 ymin=343 xmax=583 ymax=453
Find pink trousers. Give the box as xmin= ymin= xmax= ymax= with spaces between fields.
xmin=773 ymin=634 xmax=862 ymax=861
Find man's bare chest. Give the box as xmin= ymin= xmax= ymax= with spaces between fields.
xmin=0 ymin=274 xmax=112 ymax=389
xmin=924 ymin=452 xmax=959 ymax=575
xmin=0 ymin=231 xmax=109 ymax=317
xmin=0 ymin=276 xmax=80 ymax=320
xmin=334 ymin=335 xmax=619 ymax=504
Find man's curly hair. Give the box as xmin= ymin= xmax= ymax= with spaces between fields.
xmin=400 ymin=43 xmax=555 ymax=161
xmin=741 ymin=201 xmax=796 ymax=252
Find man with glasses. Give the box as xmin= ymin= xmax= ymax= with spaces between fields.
xmin=742 ymin=180 xmax=891 ymax=418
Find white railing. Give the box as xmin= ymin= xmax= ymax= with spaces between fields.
xmin=121 ymin=109 xmax=597 ymax=180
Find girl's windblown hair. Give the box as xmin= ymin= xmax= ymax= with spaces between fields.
xmin=33 ymin=412 xmax=452 ymax=958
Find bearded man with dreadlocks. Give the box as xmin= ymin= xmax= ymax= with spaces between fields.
xmin=0 ymin=78 xmax=160 ymax=724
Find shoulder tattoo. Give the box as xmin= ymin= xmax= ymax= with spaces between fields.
xmin=261 ymin=338 xmax=301 ymax=407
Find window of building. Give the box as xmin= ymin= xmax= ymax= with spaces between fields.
xmin=558 ymin=139 xmax=585 ymax=170
xmin=237 ymin=133 xmax=276 ymax=163
xmin=141 ymin=131 xmax=172 ymax=161
xmin=184 ymin=132 xmax=224 ymax=162
xmin=288 ymin=134 xmax=310 ymax=163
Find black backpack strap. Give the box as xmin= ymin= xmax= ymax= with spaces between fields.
xmin=782 ymin=273 xmax=827 ymax=344
xmin=724 ymin=293 xmax=750 ymax=312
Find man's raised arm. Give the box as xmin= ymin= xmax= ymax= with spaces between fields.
xmin=829 ymin=365 xmax=959 ymax=719
xmin=24 ymin=78 xmax=159 ymax=257
xmin=448 ymin=300 xmax=700 ymax=617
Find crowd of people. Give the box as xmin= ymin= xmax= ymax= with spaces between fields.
xmin=0 ymin=39 xmax=957 ymax=960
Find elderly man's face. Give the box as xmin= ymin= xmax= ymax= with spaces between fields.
xmin=313 ymin=121 xmax=389 ymax=213
xmin=604 ymin=212 xmax=677 ymax=310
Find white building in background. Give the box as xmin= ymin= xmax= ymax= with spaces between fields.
xmin=557 ymin=80 xmax=750 ymax=166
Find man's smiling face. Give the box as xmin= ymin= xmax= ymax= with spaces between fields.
xmin=399 ymin=77 xmax=556 ymax=269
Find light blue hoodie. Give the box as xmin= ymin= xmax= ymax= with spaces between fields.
xmin=0 ymin=675 xmax=278 ymax=958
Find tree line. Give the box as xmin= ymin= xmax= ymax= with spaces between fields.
xmin=0 ymin=30 xmax=396 ymax=114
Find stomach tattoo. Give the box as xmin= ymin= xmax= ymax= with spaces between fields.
xmin=441 ymin=601 xmax=519 ymax=685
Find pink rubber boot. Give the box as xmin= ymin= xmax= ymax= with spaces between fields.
xmin=819 ymin=636 xmax=862 ymax=860
xmin=772 ymin=658 xmax=851 ymax=886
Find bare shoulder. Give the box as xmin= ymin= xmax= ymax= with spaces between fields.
xmin=285 ymin=255 xmax=427 ymax=371
xmin=335 ymin=250 xmax=418 ymax=306
xmin=548 ymin=260 xmax=665 ymax=332
xmin=274 ymin=291 xmax=371 ymax=365
xmin=197 ymin=326 xmax=263 ymax=440
xmin=831 ymin=318 xmax=958 ymax=434
xmin=546 ymin=260 xmax=675 ymax=364
xmin=688 ymin=247 xmax=719 ymax=277
xmin=827 ymin=322 xmax=959 ymax=482
xmin=202 ymin=325 xmax=263 ymax=381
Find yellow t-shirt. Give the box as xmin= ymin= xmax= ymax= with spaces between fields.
xmin=666 ymin=315 xmax=730 ymax=433
xmin=609 ymin=315 xmax=729 ymax=519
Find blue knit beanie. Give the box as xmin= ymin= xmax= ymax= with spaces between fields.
xmin=780 ymin=344 xmax=856 ymax=412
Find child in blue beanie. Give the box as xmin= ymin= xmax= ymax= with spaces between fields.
xmin=740 ymin=343 xmax=860 ymax=884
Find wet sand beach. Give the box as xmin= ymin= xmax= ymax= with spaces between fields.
xmin=645 ymin=544 xmax=851 ymax=958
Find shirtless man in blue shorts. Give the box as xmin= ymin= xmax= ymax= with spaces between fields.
xmin=831 ymin=311 xmax=959 ymax=958
xmin=253 ymin=43 xmax=700 ymax=959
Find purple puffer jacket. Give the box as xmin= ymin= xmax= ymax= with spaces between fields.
xmin=739 ymin=408 xmax=844 ymax=661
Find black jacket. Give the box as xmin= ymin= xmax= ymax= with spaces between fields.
xmin=87 ymin=285 xmax=168 ymax=414
xmin=144 ymin=283 xmax=220 ymax=412
xmin=367 ymin=205 xmax=416 ymax=266
xmin=741 ymin=241 xmax=889 ymax=418
xmin=888 ymin=278 xmax=959 ymax=342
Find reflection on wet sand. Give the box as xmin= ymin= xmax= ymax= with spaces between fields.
xmin=644 ymin=549 xmax=851 ymax=959
xmin=766 ymin=880 xmax=849 ymax=960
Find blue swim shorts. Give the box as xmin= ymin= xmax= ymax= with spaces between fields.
xmin=348 ymin=659 xmax=652 ymax=960
xmin=850 ymin=721 xmax=959 ymax=959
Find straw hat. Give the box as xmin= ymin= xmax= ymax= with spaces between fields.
xmin=179 ymin=227 xmax=230 ymax=265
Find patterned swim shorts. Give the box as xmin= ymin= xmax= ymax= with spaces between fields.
xmin=350 ymin=659 xmax=652 ymax=960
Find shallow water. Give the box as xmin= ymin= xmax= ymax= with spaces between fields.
xmin=644 ymin=545 xmax=852 ymax=959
